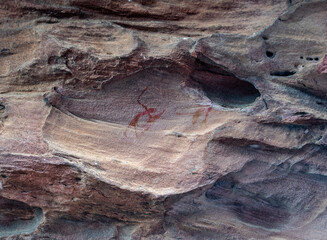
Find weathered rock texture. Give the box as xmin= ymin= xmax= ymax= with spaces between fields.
xmin=1 ymin=0 xmax=327 ymax=239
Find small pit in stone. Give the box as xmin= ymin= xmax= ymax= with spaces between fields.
xmin=191 ymin=63 xmax=261 ymax=108
xmin=266 ymin=51 xmax=275 ymax=58
xmin=0 ymin=104 xmax=5 ymax=115
xmin=0 ymin=48 xmax=13 ymax=57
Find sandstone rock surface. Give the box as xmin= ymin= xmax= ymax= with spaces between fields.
xmin=1 ymin=0 xmax=327 ymax=239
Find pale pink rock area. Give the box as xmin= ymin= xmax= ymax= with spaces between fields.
xmin=1 ymin=0 xmax=327 ymax=239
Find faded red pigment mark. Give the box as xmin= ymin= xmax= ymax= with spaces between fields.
xmin=176 ymin=105 xmax=213 ymax=125
xmin=124 ymin=87 xmax=165 ymax=137
xmin=317 ymin=55 xmax=327 ymax=74
xmin=192 ymin=106 xmax=212 ymax=125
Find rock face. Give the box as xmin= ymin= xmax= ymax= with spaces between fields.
xmin=0 ymin=0 xmax=327 ymax=239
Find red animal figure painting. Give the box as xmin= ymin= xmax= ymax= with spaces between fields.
xmin=124 ymin=87 xmax=165 ymax=137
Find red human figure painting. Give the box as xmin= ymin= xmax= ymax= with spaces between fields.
xmin=124 ymin=87 xmax=165 ymax=137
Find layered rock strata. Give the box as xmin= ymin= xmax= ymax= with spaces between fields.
xmin=1 ymin=0 xmax=327 ymax=239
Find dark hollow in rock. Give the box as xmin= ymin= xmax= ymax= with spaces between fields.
xmin=0 ymin=104 xmax=5 ymax=116
xmin=0 ymin=48 xmax=13 ymax=57
xmin=266 ymin=51 xmax=275 ymax=58
xmin=191 ymin=69 xmax=261 ymax=108
xmin=270 ymin=71 xmax=296 ymax=77
xmin=231 ymin=200 xmax=290 ymax=229
xmin=0 ymin=197 xmax=43 ymax=237
xmin=48 ymin=56 xmax=67 ymax=65
xmin=0 ymin=198 xmax=35 ymax=225
xmin=206 ymin=178 xmax=290 ymax=229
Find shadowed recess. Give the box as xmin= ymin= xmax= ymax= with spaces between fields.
xmin=0 ymin=197 xmax=44 ymax=237
xmin=0 ymin=104 xmax=5 ymax=115
xmin=191 ymin=66 xmax=261 ymax=108
xmin=270 ymin=71 xmax=296 ymax=77
xmin=44 ymin=68 xmax=186 ymax=125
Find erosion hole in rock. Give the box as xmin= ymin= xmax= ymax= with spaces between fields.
xmin=266 ymin=51 xmax=275 ymax=58
xmin=0 ymin=104 xmax=5 ymax=114
xmin=0 ymin=197 xmax=44 ymax=237
xmin=0 ymin=48 xmax=12 ymax=57
xmin=270 ymin=71 xmax=296 ymax=77
xmin=191 ymin=66 xmax=261 ymax=108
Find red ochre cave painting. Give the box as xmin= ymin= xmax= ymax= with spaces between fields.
xmin=191 ymin=106 xmax=212 ymax=125
xmin=176 ymin=105 xmax=213 ymax=126
xmin=124 ymin=87 xmax=165 ymax=137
